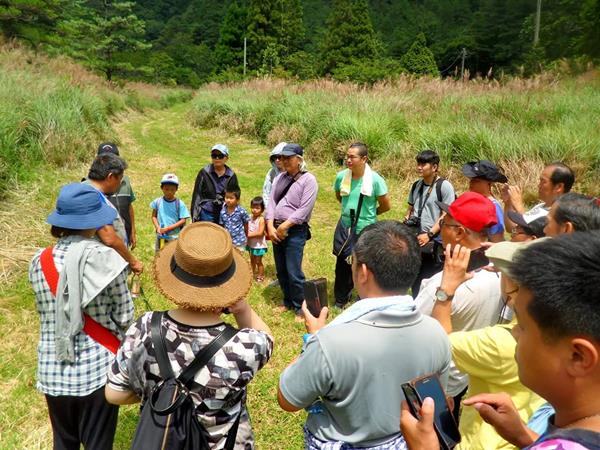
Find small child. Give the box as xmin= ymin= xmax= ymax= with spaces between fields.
xmin=220 ymin=189 xmax=250 ymax=252
xmin=150 ymin=173 xmax=190 ymax=251
xmin=246 ymin=197 xmax=268 ymax=282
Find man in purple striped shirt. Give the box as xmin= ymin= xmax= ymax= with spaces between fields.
xmin=266 ymin=143 xmax=319 ymax=318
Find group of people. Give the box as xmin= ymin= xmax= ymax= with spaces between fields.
xmin=28 ymin=138 xmax=600 ymax=450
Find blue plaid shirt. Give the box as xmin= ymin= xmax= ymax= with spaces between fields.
xmin=29 ymin=236 xmax=134 ymax=396
xmin=220 ymin=204 xmax=250 ymax=247
xmin=304 ymin=428 xmax=407 ymax=450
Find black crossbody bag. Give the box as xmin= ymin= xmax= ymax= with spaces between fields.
xmin=130 ymin=312 xmax=240 ymax=450
xmin=332 ymin=193 xmax=365 ymax=260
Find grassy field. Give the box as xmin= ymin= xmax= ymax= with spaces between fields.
xmin=0 ymin=42 xmax=192 ymax=197
xmin=0 ymin=102 xmax=414 ymax=449
xmin=3 ymin=71 xmax=600 ymax=449
xmin=190 ymin=74 xmax=600 ymax=199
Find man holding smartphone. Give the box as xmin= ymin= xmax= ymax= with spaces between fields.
xmin=277 ymin=221 xmax=452 ymax=449
xmin=414 ymin=192 xmax=504 ymax=424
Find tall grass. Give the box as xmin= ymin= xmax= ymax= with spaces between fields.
xmin=0 ymin=42 xmax=193 ymax=196
xmin=190 ymin=74 xmax=600 ymax=196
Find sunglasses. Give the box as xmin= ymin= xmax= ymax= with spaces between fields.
xmin=211 ymin=153 xmax=226 ymax=160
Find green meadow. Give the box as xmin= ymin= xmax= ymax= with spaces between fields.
xmin=2 ymin=46 xmax=600 ymax=448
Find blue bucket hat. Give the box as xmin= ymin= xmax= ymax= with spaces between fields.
xmin=47 ymin=183 xmax=117 ymax=230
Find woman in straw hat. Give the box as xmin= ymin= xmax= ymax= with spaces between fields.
xmin=29 ymin=182 xmax=134 ymax=450
xmin=105 ymin=222 xmax=274 ymax=449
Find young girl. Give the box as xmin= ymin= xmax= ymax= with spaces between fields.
xmin=246 ymin=196 xmax=268 ymax=282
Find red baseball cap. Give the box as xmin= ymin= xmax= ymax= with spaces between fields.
xmin=436 ymin=192 xmax=497 ymax=232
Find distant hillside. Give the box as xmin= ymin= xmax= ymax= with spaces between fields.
xmin=1 ymin=0 xmax=598 ymax=86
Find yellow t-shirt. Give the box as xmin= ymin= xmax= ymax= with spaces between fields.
xmin=450 ymin=322 xmax=545 ymax=450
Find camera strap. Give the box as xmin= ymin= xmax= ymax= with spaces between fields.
xmin=416 ymin=176 xmax=439 ymax=220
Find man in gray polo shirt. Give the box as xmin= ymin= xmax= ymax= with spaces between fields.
xmin=278 ymin=221 xmax=451 ymax=449
xmin=405 ymin=149 xmax=455 ymax=297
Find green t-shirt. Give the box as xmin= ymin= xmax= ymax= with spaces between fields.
xmin=333 ymin=169 xmax=388 ymax=234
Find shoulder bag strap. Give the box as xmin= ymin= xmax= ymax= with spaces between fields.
xmin=40 ymin=247 xmax=59 ymax=295
xmin=150 ymin=311 xmax=175 ymax=379
xmin=40 ymin=246 xmax=120 ymax=354
xmin=274 ymin=172 xmax=305 ymax=207
xmin=350 ymin=193 xmax=365 ymax=233
xmin=178 ymin=324 xmax=238 ymax=388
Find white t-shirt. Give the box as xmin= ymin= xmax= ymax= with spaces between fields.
xmin=415 ymin=269 xmax=503 ymax=395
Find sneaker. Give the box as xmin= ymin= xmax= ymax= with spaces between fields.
xmin=334 ymin=301 xmax=346 ymax=309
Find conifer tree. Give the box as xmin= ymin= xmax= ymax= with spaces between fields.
xmin=215 ymin=0 xmax=248 ymax=70
xmin=399 ymin=32 xmax=439 ymax=76
xmin=319 ymin=0 xmax=382 ymax=74
xmin=0 ymin=0 xmax=65 ymax=46
xmin=64 ymin=0 xmax=150 ymax=80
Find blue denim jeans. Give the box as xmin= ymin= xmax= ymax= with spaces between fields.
xmin=272 ymin=224 xmax=308 ymax=312
xmin=198 ymin=208 xmax=217 ymax=223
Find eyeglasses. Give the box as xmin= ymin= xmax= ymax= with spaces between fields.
xmin=211 ymin=153 xmax=226 ymax=160
xmin=273 ymin=155 xmax=282 ymax=160
xmin=439 ymin=219 xmax=462 ymax=229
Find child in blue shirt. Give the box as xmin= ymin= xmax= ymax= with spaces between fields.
xmin=150 ymin=173 xmax=190 ymax=251
xmin=220 ymin=189 xmax=250 ymax=251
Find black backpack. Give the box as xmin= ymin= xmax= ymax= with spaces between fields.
xmin=130 ymin=312 xmax=240 ymax=450
xmin=409 ymin=177 xmax=448 ymax=206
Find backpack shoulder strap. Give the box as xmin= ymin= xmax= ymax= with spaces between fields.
xmin=409 ymin=180 xmax=420 ymax=203
xmin=224 ymin=410 xmax=242 ymax=450
xmin=435 ymin=177 xmax=445 ymax=203
xmin=150 ymin=311 xmax=175 ymax=379
xmin=178 ymin=324 xmax=238 ymax=388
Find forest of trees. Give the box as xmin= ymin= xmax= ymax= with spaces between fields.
xmin=1 ymin=0 xmax=599 ymax=86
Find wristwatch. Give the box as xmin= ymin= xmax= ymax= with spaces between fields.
xmin=426 ymin=231 xmax=435 ymax=239
xmin=435 ymin=287 xmax=454 ymax=302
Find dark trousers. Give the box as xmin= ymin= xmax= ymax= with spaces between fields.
xmin=411 ymin=245 xmax=444 ymax=298
xmin=45 ymin=386 xmax=119 ymax=450
xmin=334 ymin=255 xmax=353 ymax=306
xmin=272 ymin=224 xmax=308 ymax=312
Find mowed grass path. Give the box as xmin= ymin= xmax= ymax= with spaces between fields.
xmin=0 ymin=103 xmax=413 ymax=449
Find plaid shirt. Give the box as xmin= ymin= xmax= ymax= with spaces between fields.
xmin=29 ymin=236 xmax=134 ymax=396
xmin=304 ymin=428 xmax=407 ymax=450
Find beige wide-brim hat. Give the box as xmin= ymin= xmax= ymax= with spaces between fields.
xmin=485 ymin=238 xmax=548 ymax=276
xmin=154 ymin=222 xmax=252 ymax=311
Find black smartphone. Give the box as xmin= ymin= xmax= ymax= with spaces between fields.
xmin=402 ymin=375 xmax=461 ymax=450
xmin=303 ymin=281 xmax=323 ymax=317
xmin=466 ymin=247 xmax=490 ymax=272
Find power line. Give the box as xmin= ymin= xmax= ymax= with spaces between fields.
xmin=440 ymin=51 xmax=465 ymax=74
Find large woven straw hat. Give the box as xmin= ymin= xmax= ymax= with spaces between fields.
xmin=154 ymin=222 xmax=252 ymax=310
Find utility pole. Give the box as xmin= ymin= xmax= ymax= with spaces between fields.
xmin=460 ymin=48 xmax=466 ymax=80
xmin=243 ymin=38 xmax=247 ymax=76
xmin=534 ymin=0 xmax=542 ymax=46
